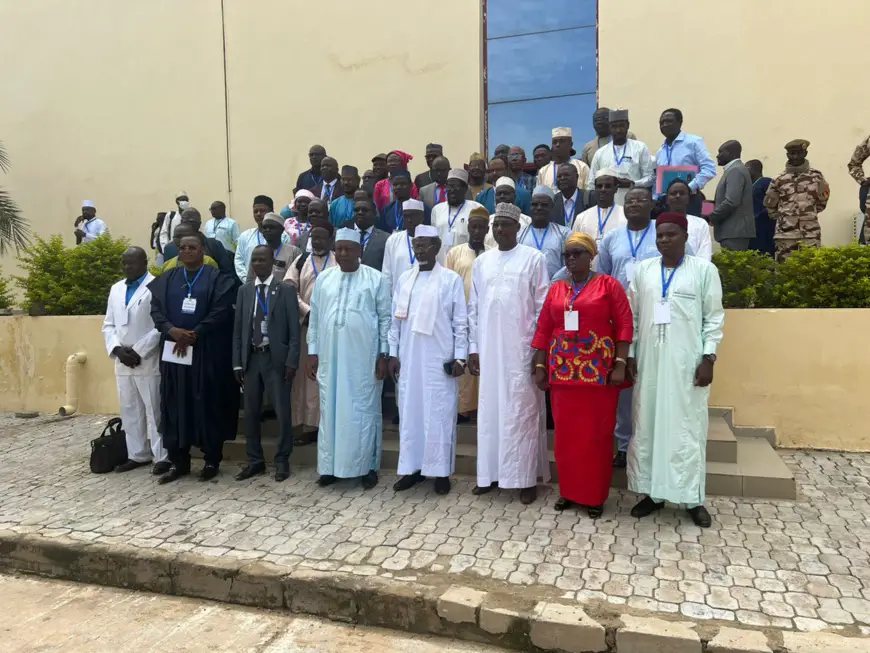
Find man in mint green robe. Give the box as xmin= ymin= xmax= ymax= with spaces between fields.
xmin=626 ymin=212 xmax=724 ymax=528
xmin=307 ymin=228 xmax=391 ymax=489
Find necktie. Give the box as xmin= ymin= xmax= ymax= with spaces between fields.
xmin=252 ymin=285 xmax=266 ymax=346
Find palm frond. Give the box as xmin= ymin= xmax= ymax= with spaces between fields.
xmin=0 ymin=142 xmax=9 ymax=174
xmin=0 ymin=187 xmax=30 ymax=255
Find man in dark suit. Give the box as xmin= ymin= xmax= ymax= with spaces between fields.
xmin=352 ymin=191 xmax=390 ymax=271
xmin=709 ymin=140 xmax=755 ymax=251
xmin=550 ymin=164 xmax=587 ymax=226
xmin=310 ymin=157 xmax=343 ymax=203
xmin=294 ymin=144 xmax=326 ymax=192
xmin=414 ymin=143 xmax=443 ymax=190
xmin=380 ymin=170 xmax=431 ymax=232
xmin=746 ymin=160 xmax=774 ymax=256
xmin=232 ymin=245 xmax=301 ymax=482
xmin=419 ymin=156 xmax=452 ymax=209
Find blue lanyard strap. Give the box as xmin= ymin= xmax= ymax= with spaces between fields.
xmin=663 ymin=141 xmax=674 ymax=166
xmin=627 ymin=223 xmax=652 ymax=258
xmin=564 ymin=273 xmax=592 ymax=311
xmin=311 ymin=251 xmax=330 ymax=277
xmin=275 ymin=243 xmax=282 ymax=259
xmin=183 ymin=266 xmax=204 ymax=297
xmin=448 ymin=201 xmax=465 ymax=229
xmin=597 ymin=205 xmax=615 ymax=236
xmin=613 ymin=141 xmax=627 ymax=166
xmin=660 ymin=258 xmax=683 ymax=299
xmin=257 ymin=231 xmax=263 ymax=245
xmin=407 ymin=233 xmax=416 ymax=264
xmin=395 ymin=205 xmax=404 ymax=231
xmin=361 ymin=230 xmax=371 ymax=250
xmin=255 ymin=284 xmax=269 ymax=316
xmin=531 ymin=225 xmax=550 ymax=251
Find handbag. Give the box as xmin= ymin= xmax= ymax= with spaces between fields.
xmin=89 ymin=417 xmax=128 ymax=474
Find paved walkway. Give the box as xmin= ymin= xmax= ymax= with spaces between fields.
xmin=2 ymin=413 xmax=870 ymax=634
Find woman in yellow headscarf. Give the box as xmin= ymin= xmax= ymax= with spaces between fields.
xmin=530 ymin=232 xmax=633 ymax=518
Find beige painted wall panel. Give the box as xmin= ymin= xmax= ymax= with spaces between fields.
xmin=710 ymin=310 xmax=865 ymax=451
xmin=0 ymin=0 xmax=228 ymax=275
xmin=221 ymin=0 xmax=483 ymax=223
xmin=599 ymin=0 xmax=870 ymax=244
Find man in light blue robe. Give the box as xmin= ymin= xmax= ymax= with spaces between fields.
xmin=627 ymin=212 xmax=724 ymax=528
xmin=306 ymin=228 xmax=391 ymax=489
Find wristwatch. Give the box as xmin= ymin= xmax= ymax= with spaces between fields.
xmin=703 ymin=354 xmax=717 ymax=364
xmin=455 ymin=359 xmax=467 ymax=369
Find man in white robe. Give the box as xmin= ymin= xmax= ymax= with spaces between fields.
xmin=388 ymin=225 xmax=468 ymax=495
xmin=587 ymin=109 xmax=655 ymax=205
xmin=627 ymin=212 xmax=725 ymax=528
xmin=536 ymin=126 xmax=591 ymax=192
xmin=468 ymin=203 xmax=550 ymax=504
xmin=381 ymin=199 xmax=426 ymax=295
xmin=101 ymin=247 xmax=168 ymax=474
xmin=307 ymin=228 xmax=391 ymax=490
xmin=431 ymin=168 xmax=484 ymax=264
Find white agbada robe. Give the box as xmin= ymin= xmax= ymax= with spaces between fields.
xmin=536 ymin=160 xmax=590 ymax=192
xmin=101 ymin=273 xmax=167 ymax=464
xmin=627 ymin=256 xmax=724 ymax=505
xmin=483 ymin=212 xmax=531 ymax=251
xmin=587 ymin=139 xmax=656 ymax=205
xmin=431 ymin=200 xmax=485 ymax=264
xmin=388 ymin=264 xmax=468 ymax=477
xmin=382 ymin=230 xmax=417 ymax=296
xmin=468 ymin=244 xmax=550 ymax=488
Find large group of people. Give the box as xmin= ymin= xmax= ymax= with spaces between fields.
xmin=97 ymin=106 xmax=870 ymax=529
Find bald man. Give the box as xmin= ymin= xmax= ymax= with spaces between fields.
xmin=709 ymin=140 xmax=755 ymax=251
xmin=102 ymin=247 xmax=168 ymax=474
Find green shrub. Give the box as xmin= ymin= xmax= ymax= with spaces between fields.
xmin=15 ymin=234 xmax=130 ymax=315
xmin=0 ymin=268 xmax=13 ymax=310
xmin=713 ymin=245 xmax=870 ymax=309
xmin=712 ymin=249 xmax=776 ymax=308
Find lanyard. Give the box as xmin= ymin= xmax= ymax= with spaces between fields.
xmin=626 ymin=223 xmax=652 ymax=259
xmin=256 ymin=231 xmax=263 ymax=245
xmin=552 ymin=163 xmax=558 ymax=187
xmin=563 ymin=193 xmax=575 ymax=224
xmin=597 ymin=205 xmax=615 ymax=237
xmin=564 ymin=273 xmax=592 ymax=311
xmin=323 ymin=182 xmax=334 ymax=201
xmin=255 ymin=284 xmax=269 ymax=317
xmin=298 ymin=220 xmax=310 ymax=234
xmin=660 ymin=258 xmax=683 ymax=299
xmin=663 ymin=141 xmax=674 ymax=166
xmin=448 ymin=201 xmax=465 ymax=229
xmin=275 ymin=243 xmax=283 ymax=260
xmin=361 ymin=229 xmax=371 ymax=251
xmin=530 ymin=225 xmax=550 ymax=251
xmin=311 ymin=251 xmax=330 ymax=277
xmin=613 ymin=141 xmax=628 ymax=166
xmin=83 ymin=219 xmax=93 ymax=234
xmin=183 ymin=266 xmax=204 ymax=298
xmin=406 ymin=233 xmax=416 ymax=264
xmin=395 ymin=205 xmax=404 ymax=231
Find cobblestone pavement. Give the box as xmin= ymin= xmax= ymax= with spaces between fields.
xmin=3 ymin=413 xmax=870 ymax=634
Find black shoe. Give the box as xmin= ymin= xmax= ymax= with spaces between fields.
xmin=613 ymin=451 xmax=627 ymax=468
xmin=198 ymin=465 xmax=219 ymax=481
xmin=391 ymin=414 xmax=400 ymax=425
xmin=152 ymin=461 xmax=172 ymax=476
xmin=434 ymin=477 xmax=451 ymax=495
xmin=260 ymin=408 xmax=277 ymax=421
xmin=393 ymin=471 xmax=423 ymax=492
xmin=114 ymin=459 xmax=149 ymax=473
xmin=235 ymin=464 xmax=266 ymax=481
xmin=472 ymin=481 xmax=498 ymax=495
xmin=687 ymin=505 xmax=712 ymax=528
xmin=318 ymin=474 xmax=337 ymax=487
xmin=274 ymin=465 xmax=290 ymax=482
xmin=587 ymin=504 xmax=604 ymax=519
xmin=520 ymin=486 xmax=538 ymax=505
xmin=157 ymin=466 xmax=189 ymax=485
xmin=554 ymin=497 xmax=574 ymax=511
xmin=361 ymin=470 xmax=379 ymax=490
xmin=456 ymin=414 xmax=471 ymax=424
xmin=631 ymin=496 xmax=665 ymax=519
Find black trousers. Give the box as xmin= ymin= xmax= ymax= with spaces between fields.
xmin=244 ymin=349 xmax=293 ymax=468
xmin=169 ymin=442 xmax=223 ymax=470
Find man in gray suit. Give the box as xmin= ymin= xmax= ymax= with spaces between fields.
xmin=709 ymin=140 xmax=755 ymax=251
xmin=353 ymin=191 xmax=390 ymax=271
xmin=419 ymin=156 xmax=452 ymax=209
xmin=232 ymin=245 xmax=301 ymax=482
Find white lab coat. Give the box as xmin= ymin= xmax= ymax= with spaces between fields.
xmin=102 ymin=274 xmax=166 ymax=463
xmin=158 ymin=210 xmax=182 ymax=250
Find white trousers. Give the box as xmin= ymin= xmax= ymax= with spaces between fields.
xmin=117 ymin=374 xmax=167 ymax=463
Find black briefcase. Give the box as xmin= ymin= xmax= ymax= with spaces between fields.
xmin=89 ymin=417 xmax=128 ymax=474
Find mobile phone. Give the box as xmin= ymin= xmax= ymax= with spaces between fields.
xmin=443 ymin=360 xmax=455 ymax=376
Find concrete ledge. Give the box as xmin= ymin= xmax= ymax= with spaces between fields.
xmin=4 ymin=532 xmax=870 ymax=652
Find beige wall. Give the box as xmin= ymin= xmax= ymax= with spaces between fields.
xmin=711 ymin=310 xmax=868 ymax=452
xmin=1 ymin=311 xmax=865 ymax=452
xmin=0 ymin=0 xmax=483 ymax=277
xmin=599 ymin=0 xmax=870 ymax=245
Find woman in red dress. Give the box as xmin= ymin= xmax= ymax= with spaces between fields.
xmin=531 ymin=232 xmax=633 ymax=518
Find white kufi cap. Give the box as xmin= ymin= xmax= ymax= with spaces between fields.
xmin=447 ymin=168 xmax=469 ymax=184
xmin=402 ymin=199 xmax=425 ymax=212
xmin=335 ymin=227 xmax=361 ymax=244
xmin=82 ymin=200 xmax=95 ymax=208
xmin=495 ymin=176 xmax=515 ymax=190
xmin=552 ymin=127 xmax=573 ymax=138
xmin=413 ymin=225 xmax=439 ymax=238
xmin=595 ymin=168 xmax=620 ymax=180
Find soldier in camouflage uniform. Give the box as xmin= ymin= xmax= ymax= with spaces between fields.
xmin=763 ymin=139 xmax=830 ymax=262
xmin=847 ymin=134 xmax=870 ymax=244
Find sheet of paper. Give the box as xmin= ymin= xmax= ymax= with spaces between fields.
xmin=162 ymin=341 xmax=193 ymax=366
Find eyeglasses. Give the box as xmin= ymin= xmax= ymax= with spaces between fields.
xmin=507 ymin=154 xmax=524 ymax=160
xmin=564 ymin=250 xmax=590 ymax=259
xmin=179 ymin=246 xmax=199 ymax=252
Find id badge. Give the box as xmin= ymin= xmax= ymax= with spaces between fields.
xmin=260 ymin=318 xmax=269 ymax=336
xmin=625 ymin=260 xmax=636 ymax=282
xmin=564 ymin=310 xmax=579 ymax=331
xmin=444 ymin=232 xmax=455 ymax=250
xmin=653 ymin=300 xmax=671 ymax=325
xmin=181 ymin=297 xmax=197 ymax=314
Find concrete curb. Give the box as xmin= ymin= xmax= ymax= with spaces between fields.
xmin=0 ymin=531 xmax=867 ymax=652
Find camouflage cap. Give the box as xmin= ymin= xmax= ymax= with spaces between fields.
xmin=785 ymin=139 xmax=810 ymax=150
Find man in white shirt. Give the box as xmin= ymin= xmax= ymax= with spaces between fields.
xmin=204 ymin=200 xmax=240 ymax=253
xmin=431 ymin=169 xmax=484 ymax=263
xmin=101 ymin=247 xmax=167 ymax=474
xmin=484 ymin=177 xmax=531 ymax=251
xmin=382 ymin=199 xmax=426 ymax=295
xmin=588 ymin=109 xmax=655 ymax=205
xmin=235 ymin=195 xmax=290 ymax=281
xmin=157 ymin=192 xmax=190 ymax=252
xmin=74 ymin=200 xmax=108 ymax=245
xmin=536 ymin=127 xmax=590 ymax=192
xmin=573 ymin=169 xmax=627 ymax=242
